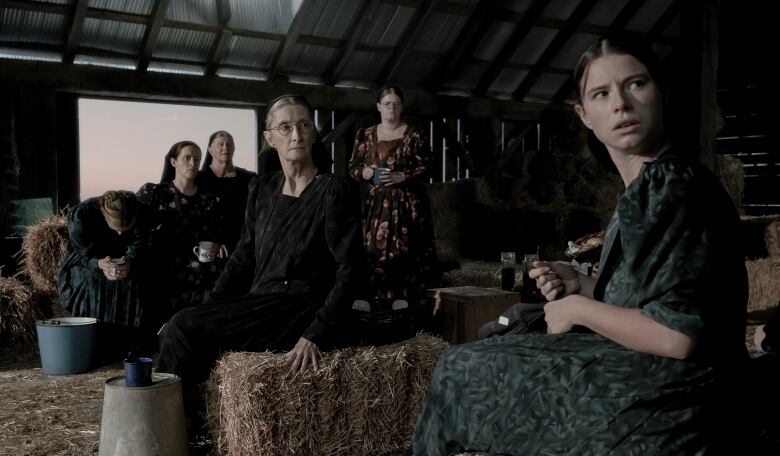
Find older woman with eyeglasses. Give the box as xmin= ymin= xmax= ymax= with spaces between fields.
xmin=347 ymin=84 xmax=438 ymax=307
xmin=156 ymin=95 xmax=364 ymax=422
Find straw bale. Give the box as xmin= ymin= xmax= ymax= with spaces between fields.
xmin=766 ymin=221 xmax=780 ymax=258
xmin=208 ymin=334 xmax=448 ymax=456
xmin=16 ymin=214 xmax=69 ymax=296
xmin=715 ymin=154 xmax=745 ymax=213
xmin=746 ymin=258 xmax=780 ymax=315
xmin=0 ymin=276 xmax=37 ymax=346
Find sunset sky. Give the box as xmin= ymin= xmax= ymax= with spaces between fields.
xmin=78 ymin=98 xmax=258 ymax=200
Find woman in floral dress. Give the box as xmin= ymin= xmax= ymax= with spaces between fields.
xmin=348 ymin=85 xmax=437 ymax=302
xmin=137 ymin=141 xmax=226 ymax=321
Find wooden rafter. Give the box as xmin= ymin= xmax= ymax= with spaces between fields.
xmin=552 ymin=0 xmax=647 ymax=103
xmin=137 ymin=0 xmax=171 ymax=71
xmin=323 ymin=0 xmax=382 ymax=85
xmin=648 ymin=0 xmax=682 ymax=41
xmin=425 ymin=0 xmax=491 ymax=90
xmin=267 ymin=0 xmax=315 ymax=80
xmin=473 ymin=0 xmax=550 ymax=95
xmin=205 ymin=0 xmax=232 ymax=76
xmin=377 ymin=0 xmax=440 ymax=86
xmin=62 ymin=0 xmax=88 ymax=64
xmin=512 ymin=0 xmax=598 ymax=100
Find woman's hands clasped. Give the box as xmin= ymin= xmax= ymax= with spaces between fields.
xmin=98 ymin=256 xmax=130 ymax=281
xmin=528 ymin=261 xmax=580 ymax=301
xmin=284 ymin=337 xmax=320 ymax=374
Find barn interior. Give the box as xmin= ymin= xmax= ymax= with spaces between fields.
xmin=0 ymin=0 xmax=778 ymax=455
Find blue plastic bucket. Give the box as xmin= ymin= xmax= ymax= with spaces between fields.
xmin=35 ymin=317 xmax=97 ymax=375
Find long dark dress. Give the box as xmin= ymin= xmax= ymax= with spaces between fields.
xmin=196 ymin=166 xmax=256 ymax=251
xmin=412 ymin=151 xmax=749 ymax=455
xmin=156 ymin=171 xmax=364 ymax=384
xmin=136 ymin=182 xmax=224 ymax=314
xmin=57 ymin=197 xmax=153 ymax=327
xmin=348 ymin=124 xmax=438 ymax=300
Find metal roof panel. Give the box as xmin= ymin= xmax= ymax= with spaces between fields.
xmin=166 ymin=0 xmax=218 ymax=26
xmin=525 ymin=72 xmax=569 ymax=99
xmin=89 ymin=0 xmax=154 ymax=16
xmin=228 ymin=0 xmax=296 ymax=34
xmin=224 ymin=34 xmax=278 ymax=69
xmin=300 ymin=0 xmax=359 ymax=39
xmin=153 ymin=27 xmax=214 ymax=62
xmin=542 ymin=0 xmax=580 ymax=21
xmin=286 ymin=44 xmax=335 ymax=74
xmin=0 ymin=9 xmax=66 ymax=45
xmin=472 ymin=21 xmax=516 ymax=61
xmin=488 ymin=68 xmax=528 ymax=94
xmin=395 ymin=54 xmax=437 ymax=86
xmin=582 ymin=0 xmax=631 ymax=26
xmin=624 ymin=0 xmax=674 ymax=33
xmin=445 ymin=61 xmax=488 ymax=91
xmin=361 ymin=3 xmax=414 ymax=47
xmin=549 ymin=31 xmax=600 ymax=68
xmin=81 ymin=17 xmax=145 ymax=55
xmin=341 ymin=50 xmax=389 ymax=81
xmin=413 ymin=11 xmax=467 ymax=54
xmin=509 ymin=26 xmax=556 ymax=65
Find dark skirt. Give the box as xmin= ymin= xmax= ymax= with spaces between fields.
xmin=156 ymin=291 xmax=325 ymax=385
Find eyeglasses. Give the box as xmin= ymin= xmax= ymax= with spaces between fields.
xmin=268 ymin=120 xmax=315 ymax=136
xmin=381 ymin=102 xmax=402 ymax=108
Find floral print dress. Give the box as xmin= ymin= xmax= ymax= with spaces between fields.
xmin=348 ymin=124 xmax=438 ymax=300
xmin=137 ymin=182 xmax=224 ymax=316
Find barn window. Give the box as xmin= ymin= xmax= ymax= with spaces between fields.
xmin=78 ymin=98 xmax=258 ymax=200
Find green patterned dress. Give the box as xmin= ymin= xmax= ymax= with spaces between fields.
xmin=412 ymin=151 xmax=748 ymax=455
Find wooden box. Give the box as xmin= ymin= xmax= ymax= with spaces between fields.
xmin=428 ymin=286 xmax=521 ymax=344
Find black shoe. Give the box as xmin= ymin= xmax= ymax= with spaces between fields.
xmin=478 ymin=302 xmax=546 ymax=339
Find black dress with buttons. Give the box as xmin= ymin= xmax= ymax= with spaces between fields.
xmin=156 ymin=171 xmax=365 ymax=384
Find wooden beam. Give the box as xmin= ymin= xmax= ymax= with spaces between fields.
xmin=512 ymin=0 xmax=598 ymax=100
xmin=321 ymin=113 xmax=357 ymax=144
xmin=0 ymin=0 xmax=65 ymax=14
xmin=648 ymin=0 xmax=682 ymax=41
xmin=62 ymin=0 xmax=89 ymax=64
xmin=323 ymin=0 xmax=383 ymax=85
xmin=473 ymin=0 xmax=549 ymax=95
xmin=137 ymin=0 xmax=171 ymax=71
xmin=425 ymin=0 xmax=490 ymax=90
xmin=0 ymin=59 xmax=552 ymax=121
xmin=552 ymin=0 xmax=647 ymax=103
xmin=378 ymin=0 xmax=440 ymax=85
xmin=205 ymin=0 xmax=232 ymax=76
xmin=267 ymin=0 xmax=316 ymax=80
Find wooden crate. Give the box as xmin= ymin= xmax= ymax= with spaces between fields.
xmin=427 ymin=286 xmax=521 ymax=344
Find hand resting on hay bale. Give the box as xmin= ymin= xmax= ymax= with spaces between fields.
xmin=207 ymin=334 xmax=448 ymax=456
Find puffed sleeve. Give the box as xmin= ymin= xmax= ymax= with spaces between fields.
xmin=66 ymin=201 xmax=101 ymax=271
xmin=616 ymin=156 xmax=722 ymax=338
xmin=302 ymin=176 xmax=365 ymax=346
xmin=347 ymin=128 xmax=370 ymax=181
xmin=404 ymin=125 xmax=433 ymax=183
xmin=209 ymin=177 xmax=260 ymax=301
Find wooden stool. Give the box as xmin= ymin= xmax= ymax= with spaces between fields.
xmin=428 ymin=286 xmax=521 ymax=344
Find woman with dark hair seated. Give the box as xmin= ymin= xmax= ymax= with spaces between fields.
xmin=156 ymin=94 xmax=364 ymax=392
xmin=137 ymin=141 xmax=227 ymax=317
xmin=57 ymin=190 xmax=156 ymax=355
xmin=412 ymin=37 xmax=749 ymax=455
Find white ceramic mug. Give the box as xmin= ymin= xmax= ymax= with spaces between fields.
xmin=193 ymin=241 xmax=218 ymax=263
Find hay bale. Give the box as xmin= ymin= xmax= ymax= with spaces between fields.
xmin=766 ymin=221 xmax=780 ymax=258
xmin=0 ymin=276 xmax=37 ymax=346
xmin=715 ymin=154 xmax=745 ymax=213
xmin=207 ymin=334 xmax=448 ymax=456
xmin=747 ymin=258 xmax=780 ymax=315
xmin=16 ymin=214 xmax=69 ymax=296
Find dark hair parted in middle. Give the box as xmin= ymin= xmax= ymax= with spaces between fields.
xmin=262 ymin=94 xmax=332 ymax=170
xmin=376 ymin=84 xmax=404 ymax=103
xmin=160 ymin=140 xmax=202 ymax=183
xmin=573 ymin=36 xmax=666 ymax=103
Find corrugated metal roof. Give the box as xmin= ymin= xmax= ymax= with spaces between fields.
xmin=153 ymin=27 xmax=214 ymax=62
xmin=147 ymin=61 xmax=205 ymax=76
xmin=395 ymin=54 xmax=437 ymax=86
xmin=526 ymin=72 xmax=568 ymax=98
xmin=31 ymin=0 xmax=71 ymax=5
xmin=624 ymin=0 xmax=674 ymax=33
xmin=341 ymin=50 xmax=389 ymax=81
xmin=216 ymin=67 xmax=267 ymax=81
xmin=74 ymin=53 xmax=136 ymax=70
xmin=224 ymin=34 xmax=278 ymax=69
xmin=549 ymin=31 xmax=600 ymax=68
xmin=0 ymin=46 xmax=61 ymax=62
xmin=498 ymin=0 xmax=533 ymax=13
xmin=582 ymin=0 xmax=630 ymax=26
xmin=472 ymin=21 xmax=516 ymax=61
xmin=412 ymin=11 xmax=467 ymax=55
xmin=542 ymin=0 xmax=580 ymax=21
xmin=509 ymin=26 xmax=556 ymax=64
xmin=166 ymin=0 xmax=218 ymax=26
xmin=89 ymin=0 xmax=154 ymax=16
xmin=300 ymin=0 xmax=359 ymax=39
xmin=81 ymin=18 xmax=145 ymax=55
xmin=488 ymin=68 xmax=527 ymax=94
xmin=286 ymin=44 xmax=335 ymax=74
xmin=361 ymin=3 xmax=414 ymax=47
xmin=445 ymin=61 xmax=488 ymax=90
xmin=0 ymin=9 xmax=66 ymax=45
xmin=228 ymin=0 xmax=296 ymax=34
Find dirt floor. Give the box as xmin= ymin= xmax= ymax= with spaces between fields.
xmin=0 ymin=344 xmax=213 ymax=456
